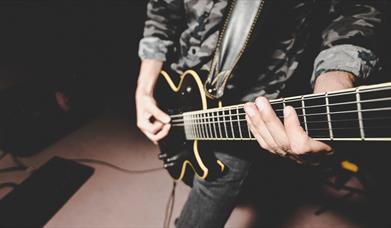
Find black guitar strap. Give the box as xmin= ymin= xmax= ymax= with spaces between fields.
xmin=205 ymin=0 xmax=265 ymax=99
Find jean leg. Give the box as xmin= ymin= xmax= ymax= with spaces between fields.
xmin=176 ymin=151 xmax=251 ymax=228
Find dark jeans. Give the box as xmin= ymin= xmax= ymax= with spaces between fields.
xmin=176 ymin=150 xmax=251 ymax=228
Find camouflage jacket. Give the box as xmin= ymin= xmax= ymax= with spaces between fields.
xmin=139 ymin=0 xmax=383 ymax=102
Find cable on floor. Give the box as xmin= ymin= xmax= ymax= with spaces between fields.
xmin=0 ymin=182 xmax=18 ymax=190
xmin=164 ymin=181 xmax=177 ymax=228
xmin=0 ymin=153 xmax=29 ymax=174
xmin=70 ymin=158 xmax=164 ymax=174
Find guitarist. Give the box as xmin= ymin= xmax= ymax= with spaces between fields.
xmin=136 ymin=0 xmax=383 ymax=227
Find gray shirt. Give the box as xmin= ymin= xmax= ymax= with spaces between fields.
xmin=139 ymin=0 xmax=382 ymax=101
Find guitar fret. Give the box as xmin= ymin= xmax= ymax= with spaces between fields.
xmin=195 ymin=114 xmax=199 ymax=139
xmin=183 ymin=114 xmax=189 ymax=138
xmin=222 ymin=110 xmax=228 ymax=139
xmin=202 ymin=113 xmax=209 ymax=139
xmin=237 ymin=106 xmax=243 ymax=139
xmin=208 ymin=112 xmax=215 ymax=138
xmin=211 ymin=112 xmax=218 ymax=139
xmin=229 ymin=109 xmax=235 ymax=138
xmin=194 ymin=114 xmax=201 ymax=139
xmin=201 ymin=113 xmax=206 ymax=139
xmin=301 ymin=96 xmax=308 ymax=132
xmin=356 ymin=88 xmax=365 ymax=140
xmin=200 ymin=114 xmax=204 ymax=139
xmin=197 ymin=113 xmax=204 ymax=139
xmin=194 ymin=114 xmax=198 ymax=139
xmin=325 ymin=93 xmax=334 ymax=140
xmin=193 ymin=114 xmax=198 ymax=139
xmin=189 ymin=115 xmax=194 ymax=138
xmin=216 ymin=111 xmax=222 ymax=139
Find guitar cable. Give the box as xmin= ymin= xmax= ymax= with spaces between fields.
xmin=163 ymin=181 xmax=177 ymax=228
xmin=0 ymin=182 xmax=18 ymax=190
xmin=70 ymin=158 xmax=164 ymax=174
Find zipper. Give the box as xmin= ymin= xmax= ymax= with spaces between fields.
xmin=205 ymin=0 xmax=266 ymax=99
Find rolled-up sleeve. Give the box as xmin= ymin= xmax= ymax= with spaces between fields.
xmin=138 ymin=0 xmax=183 ymax=61
xmin=311 ymin=1 xmax=383 ymax=85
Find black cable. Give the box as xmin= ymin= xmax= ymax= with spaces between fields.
xmin=70 ymin=158 xmax=164 ymax=174
xmin=164 ymin=181 xmax=177 ymax=228
xmin=0 ymin=182 xmax=18 ymax=190
xmin=0 ymin=154 xmax=29 ymax=174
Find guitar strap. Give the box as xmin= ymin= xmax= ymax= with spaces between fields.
xmin=205 ymin=0 xmax=264 ymax=99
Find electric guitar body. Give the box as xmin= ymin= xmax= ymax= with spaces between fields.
xmin=156 ymin=70 xmax=225 ymax=186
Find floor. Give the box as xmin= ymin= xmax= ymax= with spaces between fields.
xmin=0 ymin=111 xmax=386 ymax=227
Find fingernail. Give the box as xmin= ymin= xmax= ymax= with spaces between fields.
xmin=255 ymin=97 xmax=264 ymax=110
xmin=163 ymin=116 xmax=171 ymax=124
xmin=284 ymin=106 xmax=291 ymax=117
xmin=244 ymin=104 xmax=256 ymax=117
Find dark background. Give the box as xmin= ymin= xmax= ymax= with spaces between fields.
xmin=0 ymin=0 xmax=148 ymax=155
xmin=0 ymin=0 xmax=147 ymax=113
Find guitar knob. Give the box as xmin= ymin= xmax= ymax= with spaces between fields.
xmin=158 ymin=153 xmax=168 ymax=160
xmin=164 ymin=162 xmax=175 ymax=168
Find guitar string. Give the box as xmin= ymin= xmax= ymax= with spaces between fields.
xmin=171 ymin=116 xmax=391 ymax=127
xmin=169 ymin=106 xmax=391 ymax=125
xmin=180 ymin=114 xmax=391 ymax=139
xmin=182 ymin=121 xmax=391 ymax=140
xmin=168 ymin=84 xmax=391 ymax=119
xmin=174 ymin=116 xmax=391 ymax=129
xmin=169 ymin=95 xmax=391 ymax=122
xmin=170 ymin=97 xmax=391 ymax=120
xmin=173 ymin=115 xmax=391 ymax=140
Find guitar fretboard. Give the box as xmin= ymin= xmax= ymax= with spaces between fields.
xmin=171 ymin=82 xmax=391 ymax=141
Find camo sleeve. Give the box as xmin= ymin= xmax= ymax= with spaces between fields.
xmin=138 ymin=0 xmax=183 ymax=61
xmin=311 ymin=1 xmax=383 ymax=85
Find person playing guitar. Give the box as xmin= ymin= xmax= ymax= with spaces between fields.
xmin=136 ymin=0 xmax=384 ymax=227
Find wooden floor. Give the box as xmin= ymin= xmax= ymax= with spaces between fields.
xmin=0 ymin=111 xmax=386 ymax=227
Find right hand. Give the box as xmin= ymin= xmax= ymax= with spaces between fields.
xmin=136 ymin=91 xmax=171 ymax=144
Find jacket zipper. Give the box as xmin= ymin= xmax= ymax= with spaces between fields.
xmin=205 ymin=0 xmax=266 ymax=99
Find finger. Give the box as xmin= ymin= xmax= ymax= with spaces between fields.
xmin=144 ymin=131 xmax=158 ymax=145
xmin=144 ymin=124 xmax=171 ymax=143
xmin=138 ymin=117 xmax=164 ymax=134
xmin=244 ymin=102 xmax=283 ymax=155
xmin=308 ymin=140 xmax=332 ymax=154
xmin=147 ymin=105 xmax=170 ymax=124
xmin=255 ymin=97 xmax=290 ymax=152
xmin=154 ymin=124 xmax=171 ymax=141
xmin=283 ymin=106 xmax=310 ymax=154
xmin=246 ymin=115 xmax=275 ymax=153
xmin=283 ymin=106 xmax=331 ymax=154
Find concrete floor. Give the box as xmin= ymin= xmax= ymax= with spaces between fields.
xmin=0 ymin=111 xmax=386 ymax=227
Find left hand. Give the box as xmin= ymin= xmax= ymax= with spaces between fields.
xmin=244 ymin=71 xmax=355 ymax=159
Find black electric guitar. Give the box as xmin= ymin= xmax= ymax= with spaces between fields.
xmin=156 ymin=69 xmax=391 ymax=185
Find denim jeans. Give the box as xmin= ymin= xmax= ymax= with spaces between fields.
xmin=176 ymin=150 xmax=252 ymax=228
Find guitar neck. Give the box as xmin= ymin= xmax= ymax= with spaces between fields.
xmin=172 ymin=82 xmax=391 ymax=141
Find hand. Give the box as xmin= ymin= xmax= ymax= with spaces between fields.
xmin=136 ymin=91 xmax=171 ymax=144
xmin=244 ymin=71 xmax=355 ymax=159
